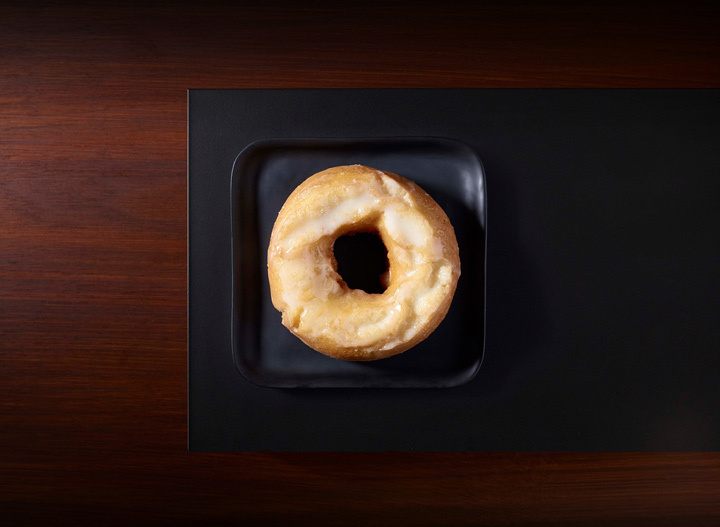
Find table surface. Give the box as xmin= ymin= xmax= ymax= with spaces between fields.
xmin=2 ymin=3 xmax=719 ymax=525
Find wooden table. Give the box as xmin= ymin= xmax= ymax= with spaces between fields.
xmin=2 ymin=3 xmax=719 ymax=525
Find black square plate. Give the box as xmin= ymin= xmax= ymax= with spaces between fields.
xmin=232 ymin=137 xmax=486 ymax=388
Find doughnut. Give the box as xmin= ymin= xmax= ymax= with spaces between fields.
xmin=267 ymin=164 xmax=460 ymax=361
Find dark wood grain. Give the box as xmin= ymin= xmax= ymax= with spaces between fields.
xmin=1 ymin=2 xmax=719 ymax=525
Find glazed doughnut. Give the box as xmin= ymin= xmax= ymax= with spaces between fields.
xmin=267 ymin=165 xmax=460 ymax=361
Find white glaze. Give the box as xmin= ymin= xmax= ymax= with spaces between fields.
xmin=278 ymin=192 xmax=379 ymax=252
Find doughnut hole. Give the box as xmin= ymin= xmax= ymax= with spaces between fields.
xmin=332 ymin=230 xmax=389 ymax=294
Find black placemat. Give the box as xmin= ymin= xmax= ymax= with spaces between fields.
xmin=189 ymin=89 xmax=720 ymax=451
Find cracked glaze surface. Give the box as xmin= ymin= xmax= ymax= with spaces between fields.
xmin=267 ymin=165 xmax=460 ymax=361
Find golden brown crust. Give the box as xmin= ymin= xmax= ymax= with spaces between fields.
xmin=267 ymin=165 xmax=460 ymax=361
